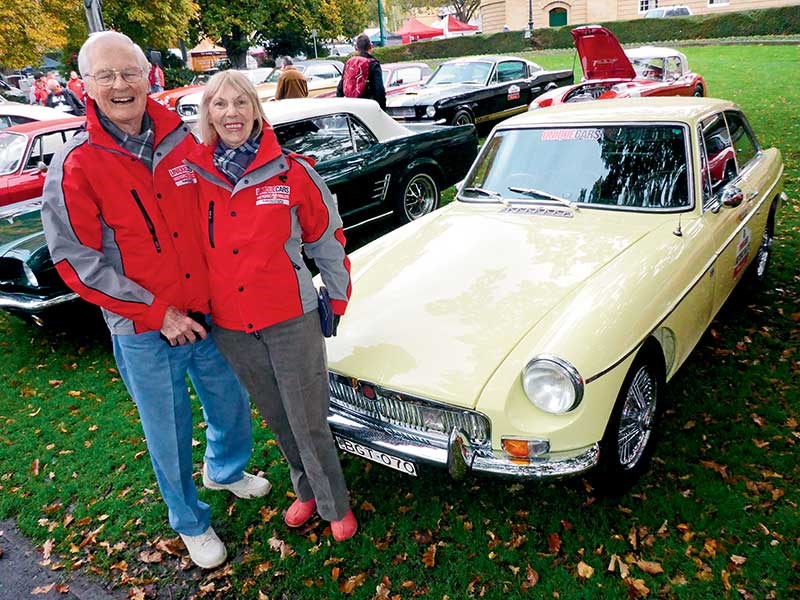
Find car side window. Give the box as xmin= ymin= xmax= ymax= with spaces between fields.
xmin=389 ymin=67 xmax=422 ymax=86
xmin=0 ymin=116 xmax=10 ymax=129
xmin=496 ymin=61 xmax=526 ymax=83
xmin=25 ymin=136 xmax=43 ymax=170
xmin=306 ymin=65 xmax=341 ymax=80
xmin=700 ymin=114 xmax=734 ymax=204
xmin=665 ymin=57 xmax=681 ymax=79
xmin=724 ymin=111 xmax=758 ymax=171
xmin=275 ymin=114 xmax=354 ymax=163
xmin=348 ymin=116 xmax=376 ymax=152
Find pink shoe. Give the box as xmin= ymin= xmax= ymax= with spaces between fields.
xmin=285 ymin=498 xmax=316 ymax=528
xmin=331 ymin=510 xmax=358 ymax=542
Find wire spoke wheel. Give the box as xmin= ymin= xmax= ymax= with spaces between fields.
xmin=616 ymin=365 xmax=657 ymax=470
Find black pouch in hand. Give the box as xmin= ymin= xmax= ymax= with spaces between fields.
xmin=317 ymin=286 xmax=335 ymax=337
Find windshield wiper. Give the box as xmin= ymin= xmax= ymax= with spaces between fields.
xmin=507 ymin=187 xmax=576 ymax=210
xmin=462 ymin=187 xmax=508 ymax=204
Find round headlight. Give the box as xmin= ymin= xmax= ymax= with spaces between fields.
xmin=521 ymin=356 xmax=583 ymax=414
xmin=425 ymin=105 xmax=436 ymax=118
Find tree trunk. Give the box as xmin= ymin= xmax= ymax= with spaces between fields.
xmin=221 ymin=25 xmax=248 ymax=69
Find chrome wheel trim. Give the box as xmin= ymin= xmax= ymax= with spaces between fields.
xmin=453 ymin=112 xmax=472 ymax=126
xmin=693 ymin=85 xmax=704 ymax=97
xmin=617 ymin=365 xmax=656 ymax=470
xmin=403 ymin=173 xmax=438 ymax=220
xmin=755 ymin=222 xmax=773 ymax=279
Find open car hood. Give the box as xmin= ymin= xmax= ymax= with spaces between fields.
xmin=572 ymin=26 xmax=636 ymax=81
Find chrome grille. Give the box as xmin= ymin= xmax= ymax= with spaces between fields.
xmin=371 ymin=174 xmax=390 ymax=202
xmin=328 ymin=372 xmax=490 ymax=446
xmin=388 ymin=107 xmax=416 ymax=118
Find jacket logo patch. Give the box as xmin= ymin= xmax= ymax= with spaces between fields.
xmin=168 ymin=165 xmax=197 ymax=187
xmin=255 ymin=185 xmax=291 ymax=206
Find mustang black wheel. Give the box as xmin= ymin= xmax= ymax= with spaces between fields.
xmin=693 ymin=84 xmax=704 ymax=97
xmin=450 ymin=109 xmax=473 ymax=126
xmin=593 ymin=349 xmax=663 ymax=493
xmin=745 ymin=201 xmax=776 ymax=286
xmin=394 ymin=170 xmax=439 ymax=223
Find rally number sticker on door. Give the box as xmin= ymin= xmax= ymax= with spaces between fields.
xmin=733 ymin=226 xmax=751 ymax=279
xmin=507 ymin=85 xmax=520 ymax=101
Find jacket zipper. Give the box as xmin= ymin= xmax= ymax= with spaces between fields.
xmin=130 ymin=189 xmax=161 ymax=253
xmin=208 ymin=200 xmax=215 ymax=248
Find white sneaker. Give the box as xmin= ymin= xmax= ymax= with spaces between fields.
xmin=202 ymin=463 xmax=272 ymax=499
xmin=179 ymin=526 xmax=227 ymax=569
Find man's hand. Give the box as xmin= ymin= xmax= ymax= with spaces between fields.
xmin=160 ymin=306 xmax=207 ymax=346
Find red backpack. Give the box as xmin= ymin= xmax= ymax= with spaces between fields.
xmin=342 ymin=56 xmax=372 ymax=98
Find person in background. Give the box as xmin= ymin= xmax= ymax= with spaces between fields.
xmin=41 ymin=31 xmax=269 ymax=570
xmin=336 ymin=34 xmax=385 ymax=110
xmin=148 ymin=57 xmax=164 ymax=93
xmin=29 ymin=73 xmax=48 ymax=105
xmin=185 ymin=70 xmax=359 ymax=542
xmin=44 ymin=79 xmax=85 ymax=115
xmin=67 ymin=70 xmax=87 ymax=102
xmin=274 ymin=56 xmax=308 ymax=100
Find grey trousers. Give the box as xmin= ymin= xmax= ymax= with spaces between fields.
xmin=213 ymin=311 xmax=350 ymax=521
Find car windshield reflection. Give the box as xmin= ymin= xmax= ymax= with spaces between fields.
xmin=630 ymin=58 xmax=666 ymax=81
xmin=461 ymin=125 xmax=691 ymax=210
xmin=0 ymin=132 xmax=27 ymax=175
xmin=426 ymin=61 xmax=492 ymax=86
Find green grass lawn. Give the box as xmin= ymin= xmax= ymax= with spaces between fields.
xmin=1 ymin=44 xmax=798 ymax=599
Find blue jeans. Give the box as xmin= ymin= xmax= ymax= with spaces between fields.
xmin=112 ymin=328 xmax=252 ymax=535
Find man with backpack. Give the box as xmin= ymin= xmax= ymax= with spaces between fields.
xmin=336 ymin=34 xmax=386 ymax=110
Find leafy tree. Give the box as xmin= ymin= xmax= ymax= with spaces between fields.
xmin=103 ymin=0 xmax=199 ymax=49
xmin=0 ymin=0 xmax=68 ymax=68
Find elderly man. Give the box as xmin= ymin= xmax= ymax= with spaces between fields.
xmin=41 ymin=31 xmax=269 ymax=570
xmin=44 ymin=79 xmax=85 ymax=115
xmin=274 ymin=56 xmax=308 ymax=100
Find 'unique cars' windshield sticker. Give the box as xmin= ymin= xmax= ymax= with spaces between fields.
xmin=540 ymin=129 xmax=603 ymax=141
xmin=733 ymin=226 xmax=751 ymax=278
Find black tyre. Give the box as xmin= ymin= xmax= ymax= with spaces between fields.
xmin=593 ymin=349 xmax=664 ymax=493
xmin=692 ymin=84 xmax=704 ymax=97
xmin=744 ymin=201 xmax=777 ymax=287
xmin=393 ymin=170 xmax=440 ymax=224
xmin=450 ymin=109 xmax=473 ymax=126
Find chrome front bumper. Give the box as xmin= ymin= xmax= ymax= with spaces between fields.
xmin=328 ymin=406 xmax=600 ymax=479
xmin=0 ymin=291 xmax=79 ymax=312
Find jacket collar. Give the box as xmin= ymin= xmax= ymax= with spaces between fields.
xmin=85 ymin=96 xmax=184 ymax=154
xmin=186 ymin=122 xmax=284 ymax=180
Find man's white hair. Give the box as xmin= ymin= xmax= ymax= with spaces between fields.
xmin=77 ymin=31 xmax=150 ymax=76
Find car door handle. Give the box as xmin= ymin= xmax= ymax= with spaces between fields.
xmin=746 ymin=190 xmax=758 ymax=201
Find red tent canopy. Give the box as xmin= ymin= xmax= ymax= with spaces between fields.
xmin=442 ymin=15 xmax=479 ymax=32
xmin=396 ymin=18 xmax=442 ymax=44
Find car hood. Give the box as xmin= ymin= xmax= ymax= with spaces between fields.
xmin=0 ymin=209 xmax=45 ymax=260
xmin=572 ymin=26 xmax=636 ymax=81
xmin=326 ymin=202 xmax=659 ymax=409
xmin=386 ymin=83 xmax=482 ymax=107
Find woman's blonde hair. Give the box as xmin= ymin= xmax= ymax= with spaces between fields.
xmin=199 ymin=70 xmax=268 ymax=146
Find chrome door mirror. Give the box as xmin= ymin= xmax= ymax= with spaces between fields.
xmin=37 ymin=161 xmax=48 ymax=173
xmin=720 ymin=185 xmax=743 ymax=209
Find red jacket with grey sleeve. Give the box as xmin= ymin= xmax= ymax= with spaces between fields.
xmin=184 ymin=126 xmax=351 ymax=333
xmin=41 ymin=98 xmax=211 ymax=334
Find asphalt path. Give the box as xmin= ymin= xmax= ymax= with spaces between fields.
xmin=0 ymin=520 xmax=127 ymax=600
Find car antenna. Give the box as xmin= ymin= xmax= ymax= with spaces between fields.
xmin=673 ymin=213 xmax=683 ymax=237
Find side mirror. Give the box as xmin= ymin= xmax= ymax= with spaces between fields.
xmin=720 ymin=185 xmax=743 ymax=209
xmin=37 ymin=161 xmax=48 ymax=173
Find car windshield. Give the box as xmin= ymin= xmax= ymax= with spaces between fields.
xmin=461 ymin=125 xmax=690 ymax=210
xmin=0 ymin=132 xmax=27 ymax=175
xmin=629 ymin=58 xmax=665 ymax=81
xmin=426 ymin=61 xmax=492 ymax=86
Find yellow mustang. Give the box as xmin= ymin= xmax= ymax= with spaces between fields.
xmin=323 ymin=97 xmax=785 ymax=491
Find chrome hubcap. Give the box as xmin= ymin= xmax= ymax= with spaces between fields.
xmin=756 ymin=225 xmax=773 ymax=278
xmin=404 ymin=174 xmax=438 ymax=220
xmin=617 ymin=366 xmax=656 ymax=469
xmin=454 ymin=113 xmax=471 ymax=126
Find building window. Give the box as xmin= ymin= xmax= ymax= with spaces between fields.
xmin=708 ymin=0 xmax=729 ymax=5
xmin=639 ymin=0 xmax=656 ymax=13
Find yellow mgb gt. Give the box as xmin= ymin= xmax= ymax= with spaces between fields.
xmin=324 ymin=97 xmax=785 ymax=491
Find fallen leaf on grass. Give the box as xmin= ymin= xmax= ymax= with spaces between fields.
xmin=137 ymin=550 xmax=162 ymax=563
xmin=547 ymin=532 xmax=562 ymax=554
xmin=267 ymin=536 xmax=295 ymax=559
xmin=421 ymin=544 xmax=436 ymax=567
xmin=375 ymin=575 xmax=391 ymax=599
xmin=30 ymin=458 xmax=40 ymax=476
xmin=259 ymin=506 xmax=279 ymax=523
xmin=360 ymin=500 xmax=375 ymax=512
xmin=520 ymin=565 xmax=539 ymax=590
xmin=155 ymin=537 xmax=183 ymax=555
xmin=722 ymin=569 xmax=731 ymax=591
xmin=625 ymin=578 xmax=650 ymax=597
xmin=253 ymin=561 xmax=272 ymax=576
xmin=635 ymin=559 xmax=663 ymax=574
xmin=730 ymin=555 xmax=747 ymax=566
xmin=339 ymin=572 xmax=367 ymax=594
xmin=577 ymin=561 xmax=594 ymax=579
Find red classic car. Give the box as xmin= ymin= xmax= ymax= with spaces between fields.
xmin=529 ymin=26 xmax=706 ymax=110
xmin=0 ymin=117 xmax=84 ymax=208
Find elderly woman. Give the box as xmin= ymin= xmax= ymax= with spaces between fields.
xmin=184 ymin=70 xmax=357 ymax=541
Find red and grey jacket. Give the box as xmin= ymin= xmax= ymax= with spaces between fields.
xmin=41 ymin=98 xmax=211 ymax=334
xmin=184 ymin=126 xmax=351 ymax=333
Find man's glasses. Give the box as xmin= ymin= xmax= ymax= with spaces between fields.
xmin=86 ymin=68 xmax=144 ymax=87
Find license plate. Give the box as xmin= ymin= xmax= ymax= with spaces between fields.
xmin=335 ymin=436 xmax=417 ymax=476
